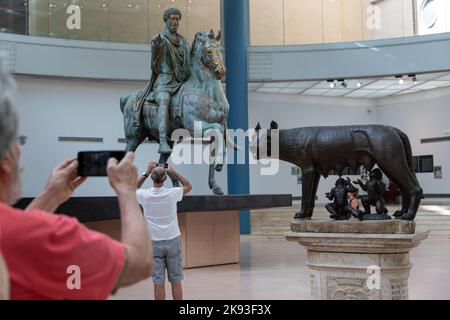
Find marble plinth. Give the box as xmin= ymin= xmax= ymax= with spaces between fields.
xmin=287 ymin=220 xmax=429 ymax=300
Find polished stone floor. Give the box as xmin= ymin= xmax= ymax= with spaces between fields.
xmin=110 ymin=236 xmax=450 ymax=300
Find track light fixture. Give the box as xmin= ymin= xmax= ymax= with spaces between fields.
xmin=357 ymin=80 xmax=363 ymax=88
xmin=336 ymin=79 xmax=347 ymax=88
xmin=341 ymin=81 xmax=348 ymax=88
xmin=409 ymin=74 xmax=418 ymax=84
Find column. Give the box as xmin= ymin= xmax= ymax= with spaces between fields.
xmin=223 ymin=0 xmax=251 ymax=234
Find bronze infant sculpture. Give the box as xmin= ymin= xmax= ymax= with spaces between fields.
xmin=354 ymin=168 xmax=389 ymax=217
xmin=325 ymin=178 xmax=359 ymax=220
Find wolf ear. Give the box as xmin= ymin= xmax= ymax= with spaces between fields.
xmin=255 ymin=122 xmax=261 ymax=131
xmin=270 ymin=121 xmax=279 ymax=130
xmin=216 ymin=30 xmax=221 ymax=41
xmin=209 ymin=29 xmax=215 ymax=39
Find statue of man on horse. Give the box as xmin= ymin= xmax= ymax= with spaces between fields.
xmin=121 ymin=7 xmax=237 ymax=195
xmin=133 ymin=7 xmax=191 ymax=154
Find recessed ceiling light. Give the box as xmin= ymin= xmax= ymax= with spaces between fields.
xmin=396 ymin=75 xmax=405 ymax=85
xmin=327 ymin=80 xmax=336 ymax=89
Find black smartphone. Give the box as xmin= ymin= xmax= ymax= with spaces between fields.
xmin=157 ymin=163 xmax=169 ymax=169
xmin=77 ymin=151 xmax=126 ymax=177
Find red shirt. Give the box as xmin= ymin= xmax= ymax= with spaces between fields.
xmin=0 ymin=203 xmax=125 ymax=300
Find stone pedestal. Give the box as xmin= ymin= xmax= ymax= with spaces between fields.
xmin=286 ymin=220 xmax=429 ymax=300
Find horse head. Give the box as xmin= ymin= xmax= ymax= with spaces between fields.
xmin=191 ymin=30 xmax=226 ymax=80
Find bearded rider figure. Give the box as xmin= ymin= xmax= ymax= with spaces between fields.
xmin=134 ymin=7 xmax=191 ymax=154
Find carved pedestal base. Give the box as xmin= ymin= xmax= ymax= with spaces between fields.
xmin=287 ymin=220 xmax=429 ymax=300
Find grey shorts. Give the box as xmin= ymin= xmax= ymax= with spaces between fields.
xmin=152 ymin=236 xmax=183 ymax=285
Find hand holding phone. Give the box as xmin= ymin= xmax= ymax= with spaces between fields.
xmin=147 ymin=161 xmax=158 ymax=174
xmin=157 ymin=163 xmax=169 ymax=170
xmin=106 ymin=152 xmax=138 ymax=194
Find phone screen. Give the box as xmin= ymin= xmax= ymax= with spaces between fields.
xmin=77 ymin=151 xmax=126 ymax=177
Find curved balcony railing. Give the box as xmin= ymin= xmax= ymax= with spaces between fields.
xmin=1 ymin=0 xmax=449 ymax=46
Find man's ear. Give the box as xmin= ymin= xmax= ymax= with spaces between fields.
xmin=270 ymin=121 xmax=279 ymax=130
xmin=0 ymin=154 xmax=12 ymax=174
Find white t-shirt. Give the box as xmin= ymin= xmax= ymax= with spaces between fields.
xmin=136 ymin=187 xmax=184 ymax=241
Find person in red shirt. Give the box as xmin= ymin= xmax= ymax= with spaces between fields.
xmin=0 ymin=61 xmax=152 ymax=299
xmin=0 ymin=228 xmax=9 ymax=300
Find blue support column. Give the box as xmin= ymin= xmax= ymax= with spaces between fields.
xmin=223 ymin=0 xmax=251 ymax=234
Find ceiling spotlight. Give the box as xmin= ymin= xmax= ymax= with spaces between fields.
xmin=329 ymin=81 xmax=336 ymax=89
xmin=395 ymin=75 xmax=405 ymax=85
xmin=357 ymin=81 xmax=363 ymax=88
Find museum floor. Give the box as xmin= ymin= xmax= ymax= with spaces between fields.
xmin=111 ymin=204 xmax=450 ymax=300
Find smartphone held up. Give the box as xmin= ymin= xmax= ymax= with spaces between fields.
xmin=77 ymin=151 xmax=126 ymax=177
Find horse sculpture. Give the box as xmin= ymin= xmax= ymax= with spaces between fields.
xmin=250 ymin=121 xmax=423 ymax=221
xmin=120 ymin=31 xmax=235 ymax=195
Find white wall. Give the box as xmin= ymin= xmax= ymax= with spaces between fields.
xmin=15 ymin=75 xmax=450 ymax=201
xmin=376 ymin=87 xmax=450 ymax=195
xmin=248 ymin=92 xmax=377 ymax=202
xmin=15 ymin=76 xmax=228 ymax=197
xmin=248 ymin=87 xmax=450 ymax=202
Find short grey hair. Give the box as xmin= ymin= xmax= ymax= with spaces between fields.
xmin=0 ymin=58 xmax=18 ymax=160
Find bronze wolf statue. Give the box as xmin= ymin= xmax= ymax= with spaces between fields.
xmin=250 ymin=121 xmax=423 ymax=221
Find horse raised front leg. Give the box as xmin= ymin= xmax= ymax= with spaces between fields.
xmin=203 ymin=123 xmax=225 ymax=165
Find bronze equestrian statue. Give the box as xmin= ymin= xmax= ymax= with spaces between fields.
xmin=121 ymin=7 xmax=237 ymax=195
xmin=250 ymin=121 xmax=423 ymax=221
xmin=121 ymin=29 xmax=235 ymax=195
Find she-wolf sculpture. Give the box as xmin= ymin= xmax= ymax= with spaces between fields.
xmin=250 ymin=121 xmax=423 ymax=221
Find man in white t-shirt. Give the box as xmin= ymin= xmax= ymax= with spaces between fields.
xmin=136 ymin=161 xmax=192 ymax=300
